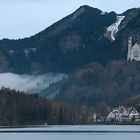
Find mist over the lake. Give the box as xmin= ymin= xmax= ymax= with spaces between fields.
xmin=0 ymin=73 xmax=66 ymax=93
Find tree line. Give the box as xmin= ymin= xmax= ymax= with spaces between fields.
xmin=0 ymin=88 xmax=98 ymax=126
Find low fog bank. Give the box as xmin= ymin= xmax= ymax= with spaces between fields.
xmin=0 ymin=73 xmax=66 ymax=93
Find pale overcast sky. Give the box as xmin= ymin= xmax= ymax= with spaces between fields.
xmin=0 ymin=0 xmax=140 ymax=39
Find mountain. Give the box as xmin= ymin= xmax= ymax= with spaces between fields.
xmin=119 ymin=8 xmax=140 ymax=30
xmin=0 ymin=5 xmax=140 ymax=107
xmin=1 ymin=6 xmax=140 ymax=75
xmin=0 ymin=5 xmax=117 ymax=74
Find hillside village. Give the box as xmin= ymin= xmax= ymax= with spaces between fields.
xmin=106 ymin=106 xmax=139 ymax=122
xmin=90 ymin=106 xmax=140 ymax=124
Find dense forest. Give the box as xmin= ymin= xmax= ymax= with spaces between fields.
xmin=56 ymin=60 xmax=140 ymax=111
xmin=1 ymin=61 xmax=140 ymax=125
xmin=0 ymin=88 xmax=99 ymax=125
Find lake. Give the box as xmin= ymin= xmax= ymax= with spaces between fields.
xmin=0 ymin=125 xmax=140 ymax=140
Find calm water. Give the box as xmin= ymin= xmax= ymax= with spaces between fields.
xmin=0 ymin=125 xmax=140 ymax=140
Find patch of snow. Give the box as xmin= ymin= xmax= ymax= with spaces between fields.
xmin=0 ymin=73 xmax=66 ymax=93
xmin=106 ymin=16 xmax=125 ymax=41
xmin=101 ymin=11 xmax=107 ymax=15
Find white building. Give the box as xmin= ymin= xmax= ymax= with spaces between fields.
xmin=127 ymin=36 xmax=140 ymax=61
xmin=107 ymin=106 xmax=139 ymax=122
xmin=129 ymin=108 xmax=139 ymax=122
xmin=107 ymin=112 xmax=115 ymax=121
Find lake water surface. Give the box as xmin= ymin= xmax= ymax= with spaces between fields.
xmin=0 ymin=125 xmax=140 ymax=140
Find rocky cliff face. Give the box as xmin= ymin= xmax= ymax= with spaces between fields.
xmin=116 ymin=11 xmax=140 ymax=59
xmin=119 ymin=8 xmax=140 ymax=30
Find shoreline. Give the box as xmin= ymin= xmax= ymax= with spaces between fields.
xmin=0 ymin=130 xmax=140 ymax=133
xmin=0 ymin=123 xmax=140 ymax=129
